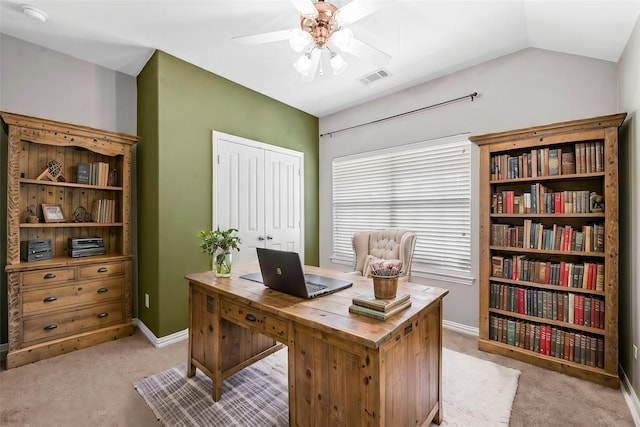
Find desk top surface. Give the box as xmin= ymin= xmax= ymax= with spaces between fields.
xmin=186 ymin=263 xmax=449 ymax=349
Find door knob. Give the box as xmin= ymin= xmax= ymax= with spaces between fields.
xmin=258 ymin=236 xmax=265 ymax=241
xmin=266 ymin=235 xmax=273 ymax=240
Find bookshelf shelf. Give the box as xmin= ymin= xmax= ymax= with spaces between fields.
xmin=19 ymin=178 xmax=123 ymax=191
xmin=20 ymin=222 xmax=124 ymax=228
xmin=489 ymin=246 xmax=606 ymax=257
xmin=489 ymin=171 xmax=605 ymax=185
xmin=489 ymin=276 xmax=606 ymax=296
xmin=490 ymin=213 xmax=605 ymax=218
xmin=471 ymin=113 xmax=626 ymax=388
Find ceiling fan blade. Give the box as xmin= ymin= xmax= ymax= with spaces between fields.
xmin=346 ymin=37 xmax=392 ymax=67
xmin=300 ymin=49 xmax=322 ymax=83
xmin=290 ymin=0 xmax=318 ymax=17
xmin=335 ymin=0 xmax=383 ymax=26
xmin=232 ymin=29 xmax=292 ymax=46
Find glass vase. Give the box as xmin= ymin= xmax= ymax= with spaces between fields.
xmin=214 ymin=250 xmax=232 ymax=277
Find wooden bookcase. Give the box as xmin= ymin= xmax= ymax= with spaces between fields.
xmin=470 ymin=113 xmax=626 ymax=388
xmin=1 ymin=112 xmax=138 ymax=368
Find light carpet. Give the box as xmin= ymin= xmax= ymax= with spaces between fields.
xmin=134 ymin=348 xmax=520 ymax=426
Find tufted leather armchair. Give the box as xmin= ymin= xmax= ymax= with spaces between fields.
xmin=351 ymin=229 xmax=417 ymax=281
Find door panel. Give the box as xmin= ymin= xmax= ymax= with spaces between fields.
xmin=215 ymin=139 xmax=264 ymax=264
xmin=265 ymin=150 xmax=301 ymax=253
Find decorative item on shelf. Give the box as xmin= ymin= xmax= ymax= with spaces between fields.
xmin=198 ymin=227 xmax=242 ymax=278
xmin=72 ymin=206 xmax=89 ymax=223
xmin=369 ymin=259 xmax=403 ymax=299
xmin=36 ymin=159 xmax=64 ymax=182
xmin=590 ymin=192 xmax=604 ymax=212
xmin=25 ymin=205 xmax=38 ymax=223
xmin=108 ymin=168 xmax=117 ymax=187
xmin=41 ymin=204 xmax=65 ymax=223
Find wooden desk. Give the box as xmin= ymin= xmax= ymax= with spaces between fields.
xmin=186 ymin=264 xmax=448 ymax=426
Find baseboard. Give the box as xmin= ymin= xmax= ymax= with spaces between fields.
xmin=620 ymin=366 xmax=640 ymax=427
xmin=133 ymin=318 xmax=188 ymax=348
xmin=443 ymin=320 xmax=479 ymax=336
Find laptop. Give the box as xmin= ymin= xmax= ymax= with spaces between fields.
xmin=241 ymin=248 xmax=352 ymax=298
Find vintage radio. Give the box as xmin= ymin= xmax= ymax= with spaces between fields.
xmin=68 ymin=237 xmax=105 ymax=258
xmin=20 ymin=239 xmax=53 ymax=262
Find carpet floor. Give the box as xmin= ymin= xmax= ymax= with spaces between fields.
xmin=134 ymin=348 xmax=520 ymax=426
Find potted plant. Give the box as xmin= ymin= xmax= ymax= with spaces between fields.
xmin=369 ymin=259 xmax=403 ymax=299
xmin=198 ymin=227 xmax=241 ymax=277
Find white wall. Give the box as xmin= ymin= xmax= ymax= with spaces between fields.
xmin=319 ymin=47 xmax=619 ymax=328
xmin=0 ymin=34 xmax=136 ymax=134
xmin=617 ymin=13 xmax=640 ymax=401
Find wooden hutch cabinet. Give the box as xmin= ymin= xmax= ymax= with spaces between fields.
xmin=1 ymin=112 xmax=138 ymax=368
xmin=470 ymin=113 xmax=625 ymax=388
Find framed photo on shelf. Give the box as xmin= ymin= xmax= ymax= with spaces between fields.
xmin=41 ymin=204 xmax=66 ymax=223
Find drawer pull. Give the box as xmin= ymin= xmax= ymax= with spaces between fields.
xmin=245 ymin=313 xmax=257 ymax=322
xmin=97 ymin=267 xmax=108 ymax=273
xmin=43 ymin=324 xmax=58 ymax=330
xmin=43 ymin=273 xmax=56 ymax=279
xmin=97 ymin=288 xmax=109 ymax=294
xmin=97 ymin=312 xmax=109 ymax=318
xmin=43 ymin=296 xmax=58 ymax=303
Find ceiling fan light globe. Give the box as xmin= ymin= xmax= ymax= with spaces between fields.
xmin=289 ymin=28 xmax=312 ymax=52
xmin=331 ymin=28 xmax=353 ymax=51
xmin=330 ymin=52 xmax=348 ymax=75
xmin=293 ymin=53 xmax=312 ymax=76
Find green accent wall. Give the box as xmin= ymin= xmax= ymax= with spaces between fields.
xmin=137 ymin=51 xmax=319 ymax=338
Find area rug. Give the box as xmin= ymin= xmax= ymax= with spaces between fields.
xmin=134 ymin=348 xmax=520 ymax=427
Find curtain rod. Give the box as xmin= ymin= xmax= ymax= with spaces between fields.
xmin=320 ymin=91 xmax=478 ymax=138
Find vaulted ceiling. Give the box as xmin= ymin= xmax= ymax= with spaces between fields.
xmin=1 ymin=0 xmax=638 ymax=117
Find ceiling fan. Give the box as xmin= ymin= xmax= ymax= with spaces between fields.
xmin=232 ymin=0 xmax=391 ymax=82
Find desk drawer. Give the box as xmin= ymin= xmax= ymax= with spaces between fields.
xmin=22 ymin=277 xmax=124 ymax=315
xmin=221 ymin=300 xmax=288 ymax=341
xmin=79 ymin=262 xmax=124 ymax=280
xmin=23 ymin=301 xmax=123 ymax=344
xmin=22 ymin=267 xmax=76 ymax=287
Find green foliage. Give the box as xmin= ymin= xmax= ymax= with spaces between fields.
xmin=198 ymin=227 xmax=241 ymax=256
xmin=199 ymin=228 xmax=241 ymax=275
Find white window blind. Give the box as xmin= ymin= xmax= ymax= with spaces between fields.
xmin=332 ymin=135 xmax=471 ymax=276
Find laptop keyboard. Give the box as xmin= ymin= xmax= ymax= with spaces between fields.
xmin=305 ymin=281 xmax=327 ymax=293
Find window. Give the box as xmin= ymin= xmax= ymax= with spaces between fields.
xmin=332 ymin=135 xmax=471 ymax=281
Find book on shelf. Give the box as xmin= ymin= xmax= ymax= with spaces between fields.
xmin=351 ymin=292 xmax=410 ymax=312
xmin=76 ymin=162 xmax=90 ymax=184
xmin=349 ymin=299 xmax=412 ymax=320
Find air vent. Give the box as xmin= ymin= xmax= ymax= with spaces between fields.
xmin=358 ymin=68 xmax=391 ymax=85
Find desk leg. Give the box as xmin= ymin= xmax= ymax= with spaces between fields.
xmin=211 ymin=295 xmax=223 ymax=401
xmin=433 ymin=299 xmax=443 ymax=424
xmin=187 ymin=285 xmax=195 ymax=378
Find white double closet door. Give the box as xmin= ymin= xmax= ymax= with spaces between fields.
xmin=213 ymin=132 xmax=304 ymax=264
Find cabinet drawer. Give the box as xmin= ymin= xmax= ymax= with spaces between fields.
xmin=79 ymin=261 xmax=124 ymax=280
xmin=23 ymin=301 xmax=124 ymax=344
xmin=22 ymin=277 xmax=124 ymax=315
xmin=22 ymin=268 xmax=76 ymax=287
xmin=221 ymin=299 xmax=288 ymax=341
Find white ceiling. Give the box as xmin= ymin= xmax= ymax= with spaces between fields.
xmin=1 ymin=0 xmax=638 ymax=118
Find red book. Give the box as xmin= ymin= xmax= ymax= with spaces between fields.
xmin=559 ymin=261 xmax=566 ymax=286
xmin=575 ymin=295 xmax=584 ymax=326
xmin=545 ymin=261 xmax=551 ymax=284
xmin=517 ymin=288 xmax=525 ymax=314
xmin=545 ymin=326 xmax=552 ymax=356
xmin=554 ymin=192 xmax=562 ymax=213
